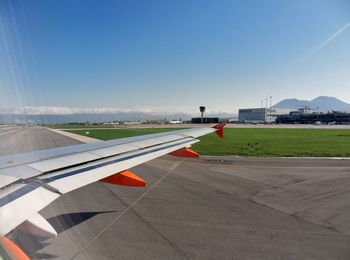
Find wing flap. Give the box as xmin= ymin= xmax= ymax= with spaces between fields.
xmin=44 ymin=152 xmax=156 ymax=194
xmin=40 ymin=138 xmax=198 ymax=194
xmin=0 ymin=184 xmax=59 ymax=236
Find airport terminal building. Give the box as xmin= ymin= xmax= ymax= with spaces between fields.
xmin=276 ymin=111 xmax=350 ymax=124
xmin=238 ymin=108 xmax=292 ymax=123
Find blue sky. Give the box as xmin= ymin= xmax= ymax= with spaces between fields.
xmin=0 ymin=0 xmax=349 ymax=114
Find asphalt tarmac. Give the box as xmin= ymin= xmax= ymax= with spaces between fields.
xmin=2 ymin=127 xmax=350 ymax=259
xmin=0 ymin=127 xmax=82 ymax=156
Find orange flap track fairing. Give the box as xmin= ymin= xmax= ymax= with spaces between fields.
xmin=100 ymin=170 xmax=146 ymax=187
xmin=1 ymin=236 xmax=30 ymax=260
xmin=169 ymin=148 xmax=199 ymax=158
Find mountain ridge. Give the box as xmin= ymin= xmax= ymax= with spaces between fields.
xmin=273 ymin=96 xmax=350 ymax=113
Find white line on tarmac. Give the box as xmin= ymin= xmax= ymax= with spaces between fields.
xmin=0 ymin=128 xmax=20 ymax=136
xmin=46 ymin=128 xmax=100 ymax=143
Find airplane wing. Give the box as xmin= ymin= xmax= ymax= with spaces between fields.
xmin=0 ymin=123 xmax=227 ymax=239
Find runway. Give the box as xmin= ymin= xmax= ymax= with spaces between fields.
xmin=2 ymin=127 xmax=350 ymax=259
xmin=0 ymin=126 xmax=82 ymax=156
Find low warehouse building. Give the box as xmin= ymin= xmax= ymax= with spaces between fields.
xmin=239 ymin=108 xmax=266 ymax=123
xmin=191 ymin=117 xmax=219 ymax=124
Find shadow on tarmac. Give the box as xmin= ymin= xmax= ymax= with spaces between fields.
xmin=10 ymin=211 xmax=115 ymax=259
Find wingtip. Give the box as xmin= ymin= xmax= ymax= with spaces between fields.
xmin=212 ymin=121 xmax=228 ymax=138
xmin=212 ymin=121 xmax=229 ymax=130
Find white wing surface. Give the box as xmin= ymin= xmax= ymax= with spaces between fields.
xmin=0 ymin=125 xmax=226 ymax=236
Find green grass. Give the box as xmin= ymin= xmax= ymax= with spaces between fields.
xmin=67 ymin=128 xmax=350 ymax=157
xmin=67 ymin=128 xmax=185 ymax=140
xmin=193 ymin=128 xmax=350 ymax=157
xmin=48 ymin=124 xmax=116 ymax=129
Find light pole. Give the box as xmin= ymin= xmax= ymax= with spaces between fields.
xmin=265 ymin=98 xmax=268 ymax=123
xmin=269 ymin=96 xmax=272 ymax=123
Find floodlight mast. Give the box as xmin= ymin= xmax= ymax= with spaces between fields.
xmin=199 ymin=106 xmax=206 ymax=123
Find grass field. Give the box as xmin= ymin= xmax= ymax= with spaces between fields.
xmin=67 ymin=128 xmax=185 ymax=140
xmin=48 ymin=124 xmax=117 ymax=129
xmin=67 ymin=128 xmax=350 ymax=157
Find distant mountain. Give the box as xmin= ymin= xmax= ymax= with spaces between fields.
xmin=273 ymin=96 xmax=350 ymax=113
xmin=272 ymin=98 xmax=312 ymax=109
xmin=311 ymin=96 xmax=350 ymax=113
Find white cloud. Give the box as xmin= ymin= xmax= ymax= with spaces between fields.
xmin=0 ymin=105 xmax=233 ymax=116
xmin=0 ymin=106 xmax=151 ymax=115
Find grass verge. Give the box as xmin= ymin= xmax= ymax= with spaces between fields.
xmin=66 ymin=128 xmax=350 ymax=157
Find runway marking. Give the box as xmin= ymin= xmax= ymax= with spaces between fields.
xmin=71 ymin=159 xmax=184 ymax=259
xmin=47 ymin=128 xmax=99 ymax=143
xmin=0 ymin=128 xmax=19 ymax=136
